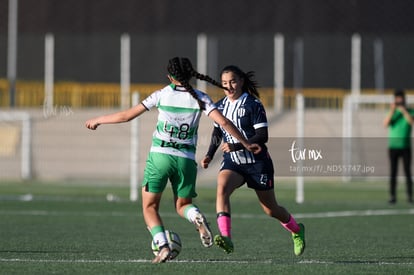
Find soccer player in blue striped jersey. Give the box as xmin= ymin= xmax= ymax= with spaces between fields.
xmin=86 ymin=58 xmax=261 ymax=263
xmin=201 ymin=65 xmax=305 ymax=256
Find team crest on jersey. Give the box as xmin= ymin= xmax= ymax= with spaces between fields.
xmin=237 ymin=108 xmax=246 ymax=117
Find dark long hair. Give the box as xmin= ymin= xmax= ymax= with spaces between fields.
xmin=221 ymin=65 xmax=260 ymax=98
xmin=167 ymin=57 xmax=225 ymax=110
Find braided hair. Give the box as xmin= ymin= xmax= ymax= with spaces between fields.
xmin=167 ymin=57 xmax=225 ymax=110
xmin=181 ymin=58 xmax=226 ymax=89
xmin=221 ymin=65 xmax=260 ymax=99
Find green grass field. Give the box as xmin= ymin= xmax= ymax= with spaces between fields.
xmin=1 ymin=180 xmax=413 ymax=274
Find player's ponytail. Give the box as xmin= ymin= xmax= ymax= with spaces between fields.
xmin=181 ymin=58 xmax=227 ymax=90
xmin=167 ymin=57 xmax=206 ymax=110
xmin=221 ymin=65 xmax=260 ymax=99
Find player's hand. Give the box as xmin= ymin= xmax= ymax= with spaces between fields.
xmin=85 ymin=119 xmax=100 ymax=130
xmin=200 ymin=156 xmax=212 ymax=169
xmin=396 ymin=105 xmax=406 ymax=112
xmin=221 ymin=143 xmax=232 ymax=153
xmin=246 ymin=143 xmax=262 ymax=154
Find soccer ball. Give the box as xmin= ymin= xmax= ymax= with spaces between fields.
xmin=151 ymin=230 xmax=182 ymax=260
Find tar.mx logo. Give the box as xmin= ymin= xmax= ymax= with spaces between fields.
xmin=288 ymin=140 xmax=323 ymax=163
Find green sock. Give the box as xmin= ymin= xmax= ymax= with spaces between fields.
xmin=150 ymin=225 xmax=165 ymax=236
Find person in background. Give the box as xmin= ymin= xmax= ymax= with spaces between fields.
xmin=383 ymin=89 xmax=414 ymax=204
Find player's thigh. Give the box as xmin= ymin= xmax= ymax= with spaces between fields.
xmin=217 ymin=169 xmax=244 ymax=195
xmin=142 ymin=152 xmax=170 ymax=193
xmin=170 ymin=156 xmax=198 ymax=199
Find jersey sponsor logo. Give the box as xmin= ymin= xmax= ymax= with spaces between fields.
xmin=160 ymin=140 xmax=190 ymax=150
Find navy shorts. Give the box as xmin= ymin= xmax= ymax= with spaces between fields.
xmin=220 ymin=155 xmax=274 ymax=191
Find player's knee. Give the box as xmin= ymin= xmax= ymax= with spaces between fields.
xmin=142 ymin=202 xmax=157 ymax=212
xmin=217 ymin=182 xmax=237 ymax=198
xmin=216 ymin=183 xmax=227 ymax=196
xmin=263 ymin=209 xmax=272 ymax=217
xmin=216 ymin=186 xmax=226 ymax=197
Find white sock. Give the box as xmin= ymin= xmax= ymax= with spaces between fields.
xmin=153 ymin=231 xmax=168 ymax=247
xmin=184 ymin=205 xmax=200 ymax=224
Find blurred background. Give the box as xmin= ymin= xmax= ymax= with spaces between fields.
xmin=1 ymin=0 xmax=413 ymax=190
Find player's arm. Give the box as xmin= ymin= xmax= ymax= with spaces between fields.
xmin=222 ymin=127 xmax=268 ymax=152
xmin=383 ymin=103 xmax=396 ymax=127
xmin=206 ymin=127 xmax=223 ymax=159
xmin=397 ymin=106 xmax=414 ymax=125
xmin=207 ymin=109 xmax=261 ymax=154
xmin=201 ymin=127 xmax=222 ymax=169
xmin=85 ymin=103 xmax=147 ymax=130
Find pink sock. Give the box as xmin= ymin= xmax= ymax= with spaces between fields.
xmin=281 ymin=215 xmax=300 ymax=234
xmin=217 ymin=214 xmax=231 ymax=238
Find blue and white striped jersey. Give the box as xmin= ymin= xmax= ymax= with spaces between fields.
xmin=214 ymin=92 xmax=268 ymax=164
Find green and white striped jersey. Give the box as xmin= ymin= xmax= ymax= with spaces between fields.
xmin=141 ymin=84 xmax=216 ymax=160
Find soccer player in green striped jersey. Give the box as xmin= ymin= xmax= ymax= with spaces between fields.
xmin=85 ymin=57 xmax=261 ymax=263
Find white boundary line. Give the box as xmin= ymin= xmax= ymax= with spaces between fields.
xmin=0 ymin=208 xmax=413 ymax=219
xmin=298 ymin=260 xmax=414 ymax=266
xmin=0 ymin=258 xmax=413 ymax=266
xmin=294 ymin=208 xmax=414 ymax=219
xmin=1 ymin=207 xmax=413 ymax=267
